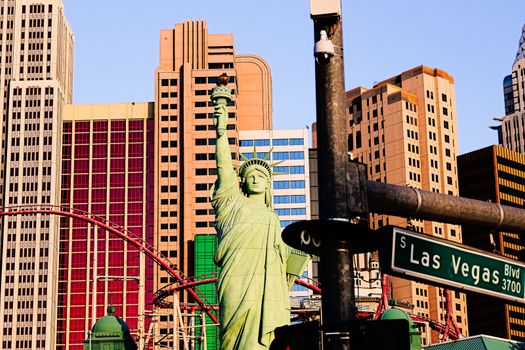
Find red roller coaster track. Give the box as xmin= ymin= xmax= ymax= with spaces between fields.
xmin=4 ymin=205 xmax=461 ymax=342
xmin=0 ymin=205 xmax=219 ymax=324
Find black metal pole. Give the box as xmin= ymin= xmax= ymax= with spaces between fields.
xmin=366 ymin=180 xmax=525 ymax=233
xmin=313 ymin=15 xmax=356 ymax=350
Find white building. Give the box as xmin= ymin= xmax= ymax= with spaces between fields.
xmin=0 ymin=1 xmax=74 ymax=349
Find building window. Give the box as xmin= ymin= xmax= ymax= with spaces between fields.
xmin=290 ymin=180 xmax=305 ymax=189
xmin=275 ymin=208 xmax=291 ymax=216
xmin=274 ymin=196 xmax=290 ymax=204
xmin=291 ymin=208 xmax=306 ymax=216
xmin=291 ymin=195 xmax=306 ymax=203
xmin=273 ymin=152 xmax=289 ymax=161
xmin=290 ymin=166 xmax=305 ymax=174
xmin=240 ymin=139 xmax=253 ymax=147
xmin=273 ymin=166 xmax=289 ymax=174
xmin=356 ymin=131 xmax=362 ymax=148
xmin=273 ymin=139 xmax=288 ymax=146
xmin=254 ymin=139 xmax=270 ymax=146
xmin=273 ymin=181 xmax=290 ymax=189
xmin=289 ymin=138 xmax=304 ymax=145
xmin=290 ymin=151 xmax=304 ymax=160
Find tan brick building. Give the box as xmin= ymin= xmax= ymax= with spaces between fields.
xmin=347 ymin=66 xmax=468 ymax=345
xmin=153 ymin=20 xmax=272 ymax=348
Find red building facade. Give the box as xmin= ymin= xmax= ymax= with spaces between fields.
xmin=56 ymin=104 xmax=154 ymax=349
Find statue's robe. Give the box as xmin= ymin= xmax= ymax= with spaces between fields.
xmin=213 ymin=174 xmax=290 ymax=350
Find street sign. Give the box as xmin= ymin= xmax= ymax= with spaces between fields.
xmin=381 ymin=227 xmax=525 ymax=304
xmin=281 ymin=220 xmax=378 ymax=256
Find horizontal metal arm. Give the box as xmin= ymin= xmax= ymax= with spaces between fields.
xmin=366 ymin=181 xmax=525 ymax=233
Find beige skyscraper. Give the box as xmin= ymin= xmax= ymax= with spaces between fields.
xmin=153 ymin=20 xmax=272 ymax=348
xmin=347 ymin=66 xmax=468 ymax=345
xmin=0 ymin=0 xmax=74 ymax=349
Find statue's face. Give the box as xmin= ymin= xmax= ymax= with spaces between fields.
xmin=243 ymin=167 xmax=269 ymax=195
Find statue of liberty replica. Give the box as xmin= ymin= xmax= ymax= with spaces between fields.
xmin=211 ymin=74 xmax=309 ymax=350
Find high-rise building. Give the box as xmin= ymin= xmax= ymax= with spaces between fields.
xmin=346 ymin=66 xmax=468 ymax=345
xmin=153 ymin=20 xmax=272 ymax=348
xmin=458 ymin=145 xmax=525 ymax=341
xmin=154 ymin=20 xmax=271 ymax=279
xmin=0 ymin=1 xmax=74 ymax=349
xmin=493 ymin=24 xmax=525 ymax=153
xmin=57 ymin=103 xmax=154 ymax=349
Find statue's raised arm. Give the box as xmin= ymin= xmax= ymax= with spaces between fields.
xmin=211 ymin=73 xmax=236 ymax=186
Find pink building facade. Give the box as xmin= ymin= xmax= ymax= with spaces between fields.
xmin=56 ymin=104 xmax=154 ymax=349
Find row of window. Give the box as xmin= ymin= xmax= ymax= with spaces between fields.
xmin=273 ymin=166 xmax=305 ymax=174
xmin=160 ymin=91 xmax=177 ymax=98
xmin=274 ymin=208 xmax=307 ymax=216
xmin=408 ymin=172 xmax=421 ymax=182
xmin=242 ymin=151 xmax=304 ymax=161
xmin=405 ymin=101 xmax=417 ymax=112
xmin=195 ymin=138 xmax=236 ymax=146
xmin=160 ymin=79 xmax=177 ymax=87
xmin=273 ymin=180 xmax=305 ymax=189
xmin=274 ymin=195 xmax=306 ymax=204
xmin=160 ymin=223 xmax=177 ymax=230
xmin=240 ymin=138 xmax=304 ymax=147
xmin=280 ymin=220 xmax=296 ymax=228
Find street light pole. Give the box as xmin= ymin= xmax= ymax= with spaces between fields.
xmin=311 ymin=2 xmax=356 ymax=349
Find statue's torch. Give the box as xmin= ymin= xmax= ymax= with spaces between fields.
xmin=210 ymin=73 xmax=233 ymax=136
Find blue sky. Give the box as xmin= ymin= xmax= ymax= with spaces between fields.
xmin=63 ymin=0 xmax=524 ymax=154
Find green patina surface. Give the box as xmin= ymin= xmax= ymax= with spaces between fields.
xmin=381 ymin=308 xmax=421 ymax=350
xmin=195 ymin=234 xmax=220 ymax=350
xmin=210 ymin=78 xmax=308 ymax=350
xmin=83 ymin=307 xmax=137 ymax=350
xmin=424 ymin=335 xmax=525 ymax=350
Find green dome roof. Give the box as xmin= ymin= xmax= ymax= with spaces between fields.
xmin=91 ymin=307 xmax=130 ymax=334
xmin=380 ymin=308 xmax=412 ymax=321
xmin=380 ymin=308 xmax=422 ymax=350
xmin=92 ymin=315 xmax=129 ymax=334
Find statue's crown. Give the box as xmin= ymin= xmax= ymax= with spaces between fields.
xmin=238 ymin=147 xmax=284 ymax=179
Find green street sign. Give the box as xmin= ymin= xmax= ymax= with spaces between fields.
xmin=383 ymin=227 xmax=525 ymax=303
